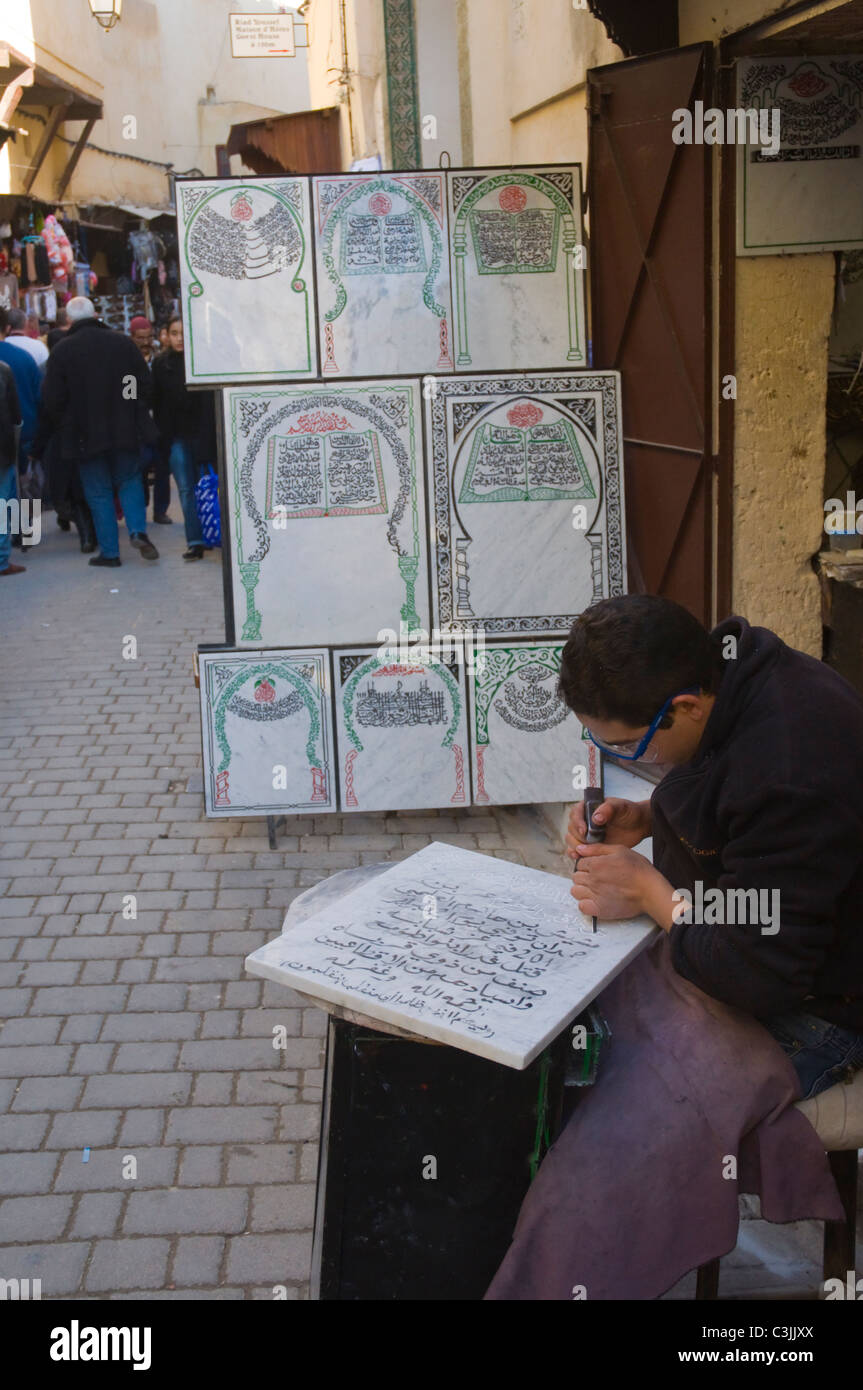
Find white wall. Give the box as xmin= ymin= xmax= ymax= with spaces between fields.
xmin=1 ymin=0 xmax=311 ymax=204
xmin=415 ymin=0 xmax=462 ymax=168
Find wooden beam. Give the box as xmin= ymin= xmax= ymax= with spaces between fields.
xmin=23 ymin=95 xmax=71 ymax=194
xmin=0 ymin=66 xmax=34 ymax=126
xmin=56 ymin=116 xmax=96 ymax=201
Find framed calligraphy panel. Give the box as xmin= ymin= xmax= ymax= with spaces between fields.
xmin=426 ymin=372 xmax=625 ymax=637
xmin=198 ymin=648 xmax=336 ymax=816
xmin=176 ymin=177 xmax=316 ymax=383
xmin=467 ymin=640 xmax=596 ymax=807
xmin=334 ymin=644 xmax=470 ymax=812
xmin=447 ymin=166 xmax=587 ymax=371
xmin=312 ymin=172 xmax=453 ymax=376
xmin=223 ymin=379 xmax=430 ymax=647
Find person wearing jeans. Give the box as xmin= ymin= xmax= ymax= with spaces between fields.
xmin=168 ymin=437 xmax=203 ymax=550
xmin=77 ymin=449 xmax=150 ymax=561
xmin=152 ymin=317 xmax=217 ymax=560
xmin=561 ymin=597 xmax=863 ymax=1103
xmin=0 ymin=358 xmax=23 ymax=576
xmin=763 ymin=1012 xmax=863 ymax=1100
xmin=40 ymin=296 xmax=158 ymax=568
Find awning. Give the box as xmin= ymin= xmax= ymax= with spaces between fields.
xmin=60 ymin=200 xmax=174 ymax=227
xmin=226 ymin=107 xmax=341 ymax=174
xmin=587 ymin=0 xmax=678 ymax=57
xmin=1 ymin=47 xmax=103 ymax=197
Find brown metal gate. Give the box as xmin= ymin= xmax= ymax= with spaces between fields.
xmin=588 ymin=43 xmax=722 ymax=625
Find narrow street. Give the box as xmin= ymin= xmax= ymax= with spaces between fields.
xmin=0 ymin=514 xmax=550 ymax=1298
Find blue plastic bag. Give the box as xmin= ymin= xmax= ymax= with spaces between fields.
xmin=195 ymin=465 xmax=221 ymax=547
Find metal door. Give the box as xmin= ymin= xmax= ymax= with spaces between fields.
xmin=588 ymin=44 xmax=720 ymax=624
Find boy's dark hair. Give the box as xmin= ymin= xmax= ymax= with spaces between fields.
xmin=558 ymin=595 xmax=723 ymax=726
xmin=0 ymin=307 xmax=8 ymax=335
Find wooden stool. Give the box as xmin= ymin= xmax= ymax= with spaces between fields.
xmin=695 ymin=1069 xmax=863 ymax=1299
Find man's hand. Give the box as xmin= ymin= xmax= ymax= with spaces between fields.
xmin=565 ymin=796 xmax=652 ymax=858
xmin=570 ymin=841 xmax=674 ymax=928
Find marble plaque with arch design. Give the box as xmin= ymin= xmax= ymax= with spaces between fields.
xmin=426 ymin=372 xmax=625 ymax=637
xmin=737 ymin=56 xmax=863 ymax=256
xmin=447 ymin=166 xmax=587 ymax=371
xmin=223 ymin=380 xmax=429 ymax=648
xmin=334 ymin=645 xmax=469 ymax=813
xmin=312 ymin=172 xmax=454 ymax=377
xmin=467 ymin=641 xmax=596 ymax=807
xmin=176 ymin=177 xmax=316 ymax=384
xmin=199 ymin=649 xmax=336 ymax=817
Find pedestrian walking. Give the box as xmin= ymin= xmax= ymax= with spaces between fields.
xmin=0 ymin=357 xmax=24 ymax=576
xmin=40 ymin=297 xmax=158 ymax=568
xmin=129 ymin=315 xmax=172 ymax=526
xmin=151 ymin=316 xmax=216 ymax=560
xmin=5 ymin=307 xmax=49 ymax=371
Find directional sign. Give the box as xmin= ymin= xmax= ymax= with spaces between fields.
xmin=229 ymin=12 xmax=296 ymax=58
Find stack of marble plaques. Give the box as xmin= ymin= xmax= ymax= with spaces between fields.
xmin=182 ymin=167 xmax=627 ymax=817
xmin=176 ymin=167 xmax=586 ymax=384
xmin=197 ymin=370 xmax=623 ymax=815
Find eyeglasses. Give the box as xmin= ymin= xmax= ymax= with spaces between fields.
xmin=585 ymin=687 xmax=701 ymax=762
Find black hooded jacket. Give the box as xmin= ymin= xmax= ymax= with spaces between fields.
xmin=657 ymin=617 xmax=863 ymax=1029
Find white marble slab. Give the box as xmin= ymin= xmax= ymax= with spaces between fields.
xmin=198 ymin=648 xmax=336 ymax=816
xmin=426 ymin=372 xmax=625 ymax=636
xmin=334 ymin=644 xmax=470 ymax=812
xmin=312 ymin=172 xmax=454 ymax=376
xmin=245 ymin=842 xmax=657 ymax=1068
xmin=468 ymin=641 xmax=597 ymax=807
xmin=176 ymin=177 xmax=316 ymax=383
xmin=223 ymin=380 xmax=429 ymax=647
xmin=737 ymin=57 xmax=863 ymax=256
xmin=448 ymin=166 xmax=587 ymax=371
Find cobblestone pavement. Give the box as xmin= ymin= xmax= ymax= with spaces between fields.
xmin=0 ymin=503 xmax=561 ymax=1300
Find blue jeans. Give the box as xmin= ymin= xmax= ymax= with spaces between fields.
xmin=169 ymin=440 xmax=203 ymax=546
xmin=141 ymin=443 xmax=172 ymax=517
xmin=78 ymin=450 xmax=147 ymax=559
xmin=0 ymin=461 xmax=17 ymax=570
xmin=762 ymin=1011 xmax=863 ymax=1100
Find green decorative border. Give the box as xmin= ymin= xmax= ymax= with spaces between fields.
xmin=383 ymin=0 xmax=421 ymax=171
xmin=320 ymin=178 xmax=446 ymax=326
xmin=341 ymin=650 xmax=462 ymax=754
xmin=210 ymin=660 xmax=322 ymax=771
xmin=452 ymin=171 xmax=584 ymax=367
xmin=181 ymin=180 xmax=313 ymax=381
xmin=227 ymin=383 xmax=424 ymax=644
xmin=473 ymin=645 xmax=563 ymax=746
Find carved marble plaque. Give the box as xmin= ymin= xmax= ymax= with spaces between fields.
xmin=737 ymin=56 xmax=863 ymax=255
xmin=468 ymin=641 xmax=597 ymax=807
xmin=426 ymin=372 xmax=625 ymax=636
xmin=312 ymin=172 xmax=454 ymax=376
xmin=334 ymin=644 xmax=470 ymax=812
xmin=244 ymin=842 xmax=656 ymax=1068
xmin=176 ymin=177 xmax=316 ymax=383
xmin=448 ymin=167 xmax=587 ymax=371
xmin=223 ymin=380 xmax=429 ymax=647
xmin=198 ymin=649 xmax=336 ymax=816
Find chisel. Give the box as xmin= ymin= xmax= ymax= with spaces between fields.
xmin=582 ymin=785 xmax=606 ymax=933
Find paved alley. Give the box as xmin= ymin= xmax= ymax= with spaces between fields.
xmin=0 ymin=508 xmax=556 ymax=1299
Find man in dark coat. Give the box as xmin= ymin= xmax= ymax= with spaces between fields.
xmin=40 ymin=297 xmax=159 ymax=567
xmin=0 ymin=357 xmax=24 ymax=576
xmin=562 ymin=595 xmax=863 ymax=1101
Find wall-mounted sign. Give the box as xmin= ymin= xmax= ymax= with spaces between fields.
xmin=737 ymin=55 xmax=863 ymax=255
xmin=229 ymin=12 xmax=296 ymax=58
